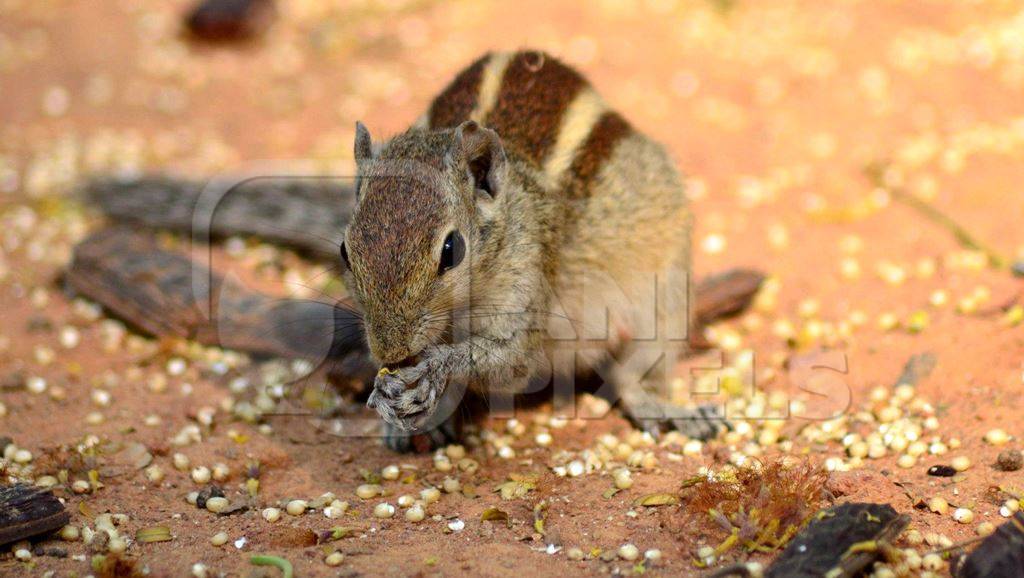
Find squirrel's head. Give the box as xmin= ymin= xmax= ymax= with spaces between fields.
xmin=341 ymin=120 xmax=509 ymax=365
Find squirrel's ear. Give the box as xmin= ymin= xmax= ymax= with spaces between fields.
xmin=454 ymin=120 xmax=506 ymax=199
xmin=354 ymin=121 xmax=373 ymax=162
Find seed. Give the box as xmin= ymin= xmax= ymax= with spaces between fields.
xmin=420 ymin=487 xmax=441 ymax=504
xmin=286 ymin=500 xmax=307 ymax=516
xmin=447 ymin=519 xmax=465 ymax=532
xmin=205 ymin=497 xmax=229 ymax=513
xmin=433 ymin=456 xmax=453 ymax=472
xmin=356 ymin=484 xmax=382 ymax=499
xmin=928 ymin=497 xmax=949 ymax=514
xmin=897 ymin=454 xmax=916 ymax=469
xmin=325 ymin=551 xmax=345 ymax=566
xmin=191 ymin=466 xmax=211 ymax=484
xmin=381 ymin=465 xmax=400 ymax=480
xmin=997 ymin=449 xmax=1023 ymax=471
xmin=457 ymin=458 xmax=479 ymax=474
xmin=535 ymin=432 xmax=553 ymax=446
xmin=262 ymin=507 xmax=281 ymax=522
xmin=192 ymin=563 xmax=208 ymax=578
xmin=644 ymin=549 xmax=662 ymax=562
xmin=60 ymin=525 xmax=80 ymax=541
xmin=567 ymin=460 xmax=585 ymax=477
xmin=442 ymin=477 xmax=461 ymax=493
xmin=985 ymin=429 xmax=1011 ymax=445
xmin=567 ymin=547 xmax=585 ymax=561
xmin=922 ymin=553 xmax=944 ymax=571
xmin=211 ymin=532 xmax=229 ymax=546
xmin=324 ymin=500 xmax=348 ymax=519
xmin=613 ymin=468 xmax=633 ymax=490
xmin=445 ymin=445 xmax=467 ymax=460
xmin=951 ymin=456 xmax=971 ymax=472
xmin=211 ymin=463 xmax=230 ymax=482
xmin=13 ymin=449 xmax=33 ymax=464
xmin=405 ymin=505 xmax=425 ymax=522
xmin=977 ymin=522 xmax=996 ymax=536
xmin=397 ymin=495 xmax=415 ymax=508
xmin=618 ymin=543 xmax=640 ymax=561
xmin=953 ymin=508 xmax=974 ymax=524
xmin=72 ymin=480 xmax=91 ymax=494
xmin=173 ymin=453 xmax=190 ymax=471
xmin=145 ymin=465 xmax=165 ymax=483
xmin=373 ymin=502 xmax=396 ymax=518
xmin=14 ymin=548 xmax=31 ymax=561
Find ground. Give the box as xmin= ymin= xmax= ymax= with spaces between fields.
xmin=1 ymin=0 xmax=1024 ymax=577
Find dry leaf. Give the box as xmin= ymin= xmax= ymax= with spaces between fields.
xmin=633 ymin=493 xmax=679 ymax=507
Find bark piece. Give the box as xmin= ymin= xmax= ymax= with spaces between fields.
xmin=0 ymin=484 xmax=71 ymax=547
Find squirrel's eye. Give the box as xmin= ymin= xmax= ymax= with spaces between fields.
xmin=339 ymin=242 xmax=350 ymax=270
xmin=439 ymin=231 xmax=465 ymax=274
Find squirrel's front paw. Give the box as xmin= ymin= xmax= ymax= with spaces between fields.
xmin=367 ymin=353 xmax=448 ymax=432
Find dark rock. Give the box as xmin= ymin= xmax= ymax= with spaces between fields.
xmin=185 ymin=0 xmax=275 ymax=41
xmin=996 ymin=449 xmax=1023 ymax=472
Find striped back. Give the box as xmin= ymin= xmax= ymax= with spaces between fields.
xmin=424 ymin=51 xmax=633 ymax=196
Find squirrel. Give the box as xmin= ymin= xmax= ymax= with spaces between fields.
xmin=343 ymin=50 xmax=728 ymax=451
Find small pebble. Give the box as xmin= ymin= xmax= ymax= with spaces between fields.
xmin=996 ymin=449 xmax=1023 ymax=471
xmin=927 ymin=465 xmax=956 ymax=477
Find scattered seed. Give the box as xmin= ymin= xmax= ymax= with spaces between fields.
xmin=953 ymin=507 xmax=974 ymax=524
xmin=420 ymin=487 xmax=441 ymax=504
xmin=262 ymin=507 xmax=281 ymax=522
xmin=928 ymin=497 xmax=949 ymax=514
xmin=285 ymin=500 xmax=307 ymax=516
xmin=618 ymin=543 xmax=640 ymax=561
xmin=144 ymin=465 xmax=165 ymax=483
xmin=951 ymin=456 xmax=971 ymax=472
xmin=977 ymin=521 xmax=996 ymax=536
xmin=405 ymin=504 xmax=425 ymax=522
xmin=356 ymin=484 xmax=382 ymax=499
xmin=442 ymin=477 xmax=461 ymax=494
xmin=985 ymin=429 xmax=1011 ymax=445
xmin=173 ymin=453 xmax=191 ymax=471
xmin=59 ymin=525 xmax=80 ymax=542
xmin=325 ymin=551 xmax=345 ymax=566
xmin=205 ymin=497 xmax=229 ymax=513
xmin=191 ymin=466 xmax=212 ymax=484
xmin=567 ymin=547 xmax=585 ymax=561
xmin=211 ymin=532 xmax=229 ymax=546
xmin=613 ymin=468 xmax=633 ymax=490
xmin=381 ymin=465 xmax=400 ymax=480
xmin=373 ymin=503 xmax=395 ymax=518
xmin=135 ymin=526 xmax=173 ymax=543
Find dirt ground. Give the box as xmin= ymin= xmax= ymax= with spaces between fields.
xmin=2 ymin=0 xmax=1024 ymax=576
